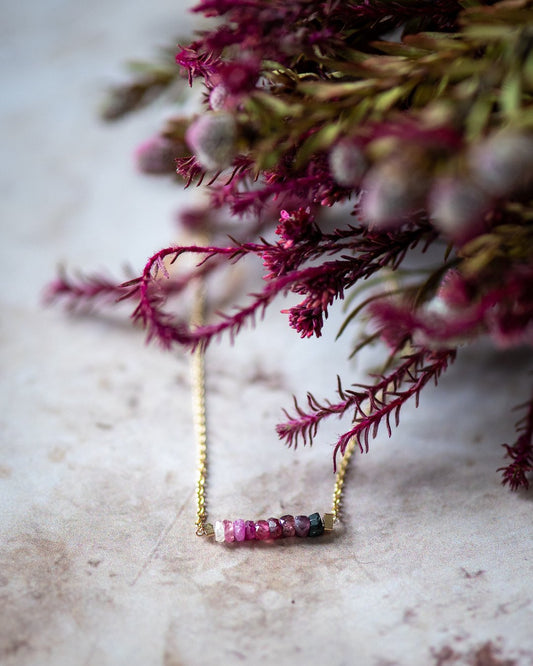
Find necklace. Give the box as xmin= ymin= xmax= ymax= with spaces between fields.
xmin=190 ymin=275 xmax=357 ymax=544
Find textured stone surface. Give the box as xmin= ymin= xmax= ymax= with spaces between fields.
xmin=1 ymin=2 xmax=533 ymax=665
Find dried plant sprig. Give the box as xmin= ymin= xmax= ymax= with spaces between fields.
xmin=44 ymin=268 xmax=130 ymax=309
xmin=103 ymin=216 xmax=438 ymax=351
xmin=499 ymin=396 xmax=533 ymax=490
xmin=101 ymin=45 xmax=186 ymax=121
xmin=277 ymin=349 xmax=456 ymax=465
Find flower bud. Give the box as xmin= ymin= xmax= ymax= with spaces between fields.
xmin=135 ymin=135 xmax=184 ymax=174
xmin=429 ymin=178 xmax=489 ymax=243
xmin=209 ymin=84 xmax=229 ymax=111
xmin=328 ymin=141 xmax=367 ymax=187
xmin=359 ymin=159 xmax=427 ymax=228
xmin=469 ymin=130 xmax=533 ymax=196
xmin=185 ymin=112 xmax=237 ymax=171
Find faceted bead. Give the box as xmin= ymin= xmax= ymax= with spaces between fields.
xmin=308 ymin=512 xmax=324 ymax=537
xmin=280 ymin=514 xmax=296 ymax=537
xmin=214 ymin=520 xmax=225 ymax=543
xmin=244 ymin=520 xmax=256 ymax=540
xmin=233 ymin=519 xmax=246 ymax=542
xmin=223 ymin=519 xmax=234 ymax=543
xmin=268 ymin=517 xmax=283 ymax=539
xmin=255 ymin=519 xmax=270 ymax=540
xmin=294 ymin=515 xmax=310 ymax=537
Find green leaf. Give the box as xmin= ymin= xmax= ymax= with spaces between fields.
xmin=462 ymin=24 xmax=516 ymax=41
xmin=500 ymin=69 xmax=522 ymax=118
xmin=249 ymin=92 xmax=301 ymax=118
xmin=373 ymin=84 xmax=412 ymax=113
xmin=293 ymin=123 xmax=344 ymax=169
xmin=299 ymin=80 xmax=376 ymax=100
xmin=465 ymin=96 xmax=494 ymax=138
xmin=370 ymin=40 xmax=429 ymax=58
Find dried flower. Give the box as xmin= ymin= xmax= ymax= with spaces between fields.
xmin=469 ymin=130 xmax=533 ymax=197
xmin=328 ymin=141 xmax=367 ymax=188
xmin=185 ymin=111 xmax=237 ymax=170
xmin=49 ymin=0 xmax=533 ymax=492
xmin=428 ymin=178 xmax=490 ymax=243
xmin=360 ymin=158 xmax=428 ymax=229
xmin=215 ymin=58 xmax=259 ymax=95
xmin=135 ymin=135 xmax=186 ymax=174
xmin=209 ymin=84 xmax=228 ymax=111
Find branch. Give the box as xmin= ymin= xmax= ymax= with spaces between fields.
xmin=499 ymin=394 xmax=533 ymax=490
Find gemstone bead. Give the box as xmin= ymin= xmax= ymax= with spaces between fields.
xmin=223 ymin=519 xmax=235 ymax=543
xmin=268 ymin=517 xmax=283 ymax=539
xmin=280 ymin=514 xmax=296 ymax=537
xmin=233 ymin=519 xmax=246 ymax=542
xmin=214 ymin=520 xmax=225 ymax=543
xmin=294 ymin=515 xmax=310 ymax=537
xmin=255 ymin=519 xmax=270 ymax=540
xmin=308 ymin=512 xmax=324 ymax=537
xmin=244 ymin=520 xmax=256 ymax=540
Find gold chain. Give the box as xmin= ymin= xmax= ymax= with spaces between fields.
xmin=331 ymin=435 xmax=357 ymax=522
xmin=190 ymin=277 xmax=357 ymax=538
xmin=191 ymin=278 xmax=209 ymax=536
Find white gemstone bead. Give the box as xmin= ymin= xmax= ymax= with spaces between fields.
xmin=214 ymin=520 xmax=225 ymax=542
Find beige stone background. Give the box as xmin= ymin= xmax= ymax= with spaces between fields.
xmin=1 ymin=1 xmax=532 ymax=665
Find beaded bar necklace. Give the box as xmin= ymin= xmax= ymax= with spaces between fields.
xmin=191 ymin=276 xmax=357 ymax=544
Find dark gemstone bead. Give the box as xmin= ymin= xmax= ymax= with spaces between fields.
xmin=308 ymin=512 xmax=324 ymax=537
xmin=294 ymin=515 xmax=310 ymax=537
xmin=268 ymin=517 xmax=283 ymax=539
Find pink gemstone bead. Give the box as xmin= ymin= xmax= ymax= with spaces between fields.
xmin=223 ymin=519 xmax=234 ymax=543
xmin=233 ymin=519 xmax=246 ymax=542
xmin=268 ymin=517 xmax=283 ymax=539
xmin=244 ymin=520 xmax=256 ymax=540
xmin=280 ymin=514 xmax=296 ymax=537
xmin=294 ymin=515 xmax=310 ymax=537
xmin=255 ymin=519 xmax=270 ymax=540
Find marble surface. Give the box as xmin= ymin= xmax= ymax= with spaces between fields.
xmin=1 ymin=2 xmax=532 ymax=665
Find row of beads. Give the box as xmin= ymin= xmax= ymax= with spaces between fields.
xmin=211 ymin=513 xmax=328 ymax=543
